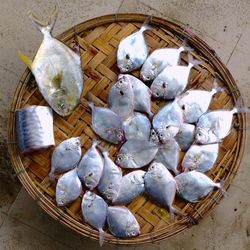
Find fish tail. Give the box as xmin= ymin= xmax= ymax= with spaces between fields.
xmin=98 ymin=228 xmax=105 ymax=246
xmin=171 ymin=206 xmax=187 ymax=217
xmin=231 ymin=96 xmax=250 ymax=114
xmin=187 ymin=53 xmax=202 ymax=68
xmin=87 ymin=101 xmax=95 ymax=110
xmin=48 ymin=171 xmax=55 ymax=182
xmin=18 ymin=51 xmax=33 ymax=70
xmin=92 ymin=139 xmax=100 ymax=147
xmin=179 ymin=38 xmax=193 ymax=53
xmin=139 ymin=16 xmax=153 ymax=33
xmin=211 ymin=78 xmax=224 ymax=95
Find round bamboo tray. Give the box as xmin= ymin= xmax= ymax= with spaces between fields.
xmin=8 ymin=14 xmax=246 ymax=245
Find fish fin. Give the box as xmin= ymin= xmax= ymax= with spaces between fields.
xmin=18 ymin=51 xmax=32 ymax=70
xmin=179 ymin=38 xmax=193 ymax=53
xmin=88 ymin=101 xmax=95 ymax=110
xmin=187 ymin=53 xmax=202 ymax=68
xmin=211 ymin=79 xmax=224 ymax=95
xmin=52 ymin=71 xmax=62 ymax=88
xmin=140 ymin=16 xmax=153 ymax=33
xmin=48 ymin=171 xmax=55 ymax=183
xmin=98 ymin=228 xmax=105 ymax=246
xmin=231 ymin=96 xmax=250 ymax=114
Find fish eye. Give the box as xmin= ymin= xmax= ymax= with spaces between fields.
xmin=155 ymin=93 xmax=160 ymax=97
xmin=182 ymin=105 xmax=185 ymax=110
xmin=151 ymin=130 xmax=155 ymax=135
xmin=166 ymin=125 xmax=170 ymax=129
xmin=146 ymin=76 xmax=151 ymax=80
xmin=126 ymin=54 xmax=130 ymax=59
xmin=125 ymin=65 xmax=130 ymax=70
xmin=162 ymin=83 xmax=167 ymax=88
xmin=120 ymin=90 xmax=124 ymax=96
xmin=131 ymin=231 xmax=136 ymax=236
xmin=88 ymin=172 xmax=93 ymax=177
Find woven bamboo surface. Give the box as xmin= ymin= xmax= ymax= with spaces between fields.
xmin=8 ymin=14 xmax=246 ymax=245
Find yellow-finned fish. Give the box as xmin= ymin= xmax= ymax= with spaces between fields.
xmin=18 ymin=5 xmax=83 ymax=116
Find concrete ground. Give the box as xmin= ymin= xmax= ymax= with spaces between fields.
xmin=0 ymin=0 xmax=250 ymax=249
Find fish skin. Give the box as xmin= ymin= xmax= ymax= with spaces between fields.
xmin=19 ymin=5 xmax=83 ymax=116
xmin=113 ymin=170 xmax=146 ymax=205
xmin=81 ymin=191 xmax=108 ymax=246
xmin=56 ymin=168 xmax=82 ymax=206
xmin=77 ymin=140 xmax=103 ymax=190
xmin=107 ymin=206 xmax=140 ymax=238
xmin=49 ymin=137 xmax=81 ymax=181
xmin=88 ymin=102 xmax=125 ymax=144
xmin=117 ymin=17 xmax=151 ymax=73
xmin=175 ymin=123 xmax=195 ymax=151
xmin=182 ymin=143 xmax=219 ymax=173
xmin=98 ymin=151 xmax=122 ymax=202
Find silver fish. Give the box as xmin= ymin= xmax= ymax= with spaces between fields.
xmin=123 ymin=112 xmax=151 ymax=141
xmin=49 ymin=137 xmax=81 ymax=181
xmin=81 ymin=191 xmax=108 ymax=246
xmin=175 ymin=171 xmax=224 ymax=202
xmin=16 ymin=105 xmax=55 ymax=154
xmin=98 ymin=151 xmax=122 ymax=202
xmin=116 ymin=140 xmax=158 ymax=168
xmin=177 ymin=79 xmax=223 ymax=123
xmin=175 ymin=123 xmax=195 ymax=151
xmin=56 ymin=168 xmax=82 ymax=206
xmin=107 ymin=206 xmax=140 ymax=238
xmin=182 ymin=143 xmax=219 ymax=173
xmin=150 ymin=54 xmax=200 ymax=99
xmin=140 ymin=40 xmax=192 ymax=81
xmin=113 ymin=170 xmax=146 ymax=205
xmin=88 ymin=102 xmax=125 ymax=144
xmin=19 ymin=5 xmax=83 ymax=116
xmin=154 ymin=139 xmax=180 ymax=175
xmin=77 ymin=140 xmax=103 ymax=190
xmin=117 ymin=17 xmax=151 ymax=73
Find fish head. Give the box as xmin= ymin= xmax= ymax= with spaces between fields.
xmin=117 ymin=54 xmax=134 ymax=73
xmin=115 ymin=153 xmax=136 ymax=168
xmin=116 ymin=74 xmax=131 ymax=92
xmin=149 ymin=129 xmax=160 ymax=144
xmin=151 ymin=79 xmax=168 ymax=99
xmin=148 ymin=161 xmax=164 ymax=178
xmin=156 ymin=126 xmax=179 ymax=143
xmin=104 ymin=189 xmax=119 ymax=202
xmin=107 ymin=128 xmax=126 ymax=144
xmin=84 ymin=171 xmax=100 ymax=189
xmin=140 ymin=63 xmax=156 ymax=82
xmin=56 ymin=190 xmax=68 ymax=207
xmin=68 ymin=137 xmax=81 ymax=150
xmin=125 ymin=219 xmax=140 ymax=237
xmin=195 ymin=128 xmax=209 ymax=144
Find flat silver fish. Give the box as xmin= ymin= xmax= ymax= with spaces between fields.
xmin=81 ymin=191 xmax=108 ymax=246
xmin=88 ymin=102 xmax=125 ymax=144
xmin=19 ymin=5 xmax=83 ymax=116
xmin=175 ymin=123 xmax=195 ymax=151
xmin=182 ymin=143 xmax=219 ymax=172
xmin=16 ymin=105 xmax=54 ymax=154
xmin=56 ymin=168 xmax=82 ymax=206
xmin=113 ymin=170 xmax=146 ymax=205
xmin=117 ymin=17 xmax=151 ymax=73
xmin=107 ymin=206 xmax=140 ymax=238
xmin=77 ymin=140 xmax=103 ymax=190
xmin=98 ymin=151 xmax=122 ymax=202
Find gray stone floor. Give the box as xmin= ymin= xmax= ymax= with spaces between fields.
xmin=0 ymin=0 xmax=250 ymax=249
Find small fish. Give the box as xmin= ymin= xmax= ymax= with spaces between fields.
xmin=88 ymin=102 xmax=125 ymax=144
xmin=113 ymin=170 xmax=146 ymax=205
xmin=49 ymin=137 xmax=81 ymax=181
xmin=81 ymin=191 xmax=108 ymax=246
xmin=116 ymin=140 xmax=158 ymax=168
xmin=153 ymin=100 xmax=184 ymax=143
xmin=108 ymin=75 xmax=134 ymax=120
xmin=19 ymin=5 xmax=83 ymax=116
xmin=141 ymin=39 xmax=192 ymax=81
xmin=98 ymin=151 xmax=122 ymax=202
xmin=175 ymin=171 xmax=225 ymax=202
xmin=56 ymin=168 xmax=82 ymax=206
xmin=117 ymin=17 xmax=151 ymax=73
xmin=177 ymin=79 xmax=223 ymax=123
xmin=175 ymin=123 xmax=195 ymax=151
xmin=15 ymin=105 xmax=55 ymax=154
xmin=195 ymin=98 xmax=249 ymax=144
xmin=123 ymin=112 xmax=151 ymax=141
xmin=182 ymin=143 xmax=219 ymax=172
xmin=154 ymin=139 xmax=180 ymax=175
xmin=107 ymin=206 xmax=140 ymax=238
xmin=77 ymin=140 xmax=103 ymax=190
xmin=150 ymin=53 xmax=200 ymax=99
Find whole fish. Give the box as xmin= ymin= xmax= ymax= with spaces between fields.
xmin=77 ymin=140 xmax=103 ymax=190
xmin=154 ymin=139 xmax=180 ymax=175
xmin=18 ymin=5 xmax=83 ymax=116
xmin=175 ymin=171 xmax=225 ymax=202
xmin=123 ymin=112 xmax=151 ymax=141
xmin=175 ymin=123 xmax=195 ymax=151
xmin=177 ymin=79 xmax=223 ymax=123
xmin=150 ymin=54 xmax=200 ymax=99
xmin=56 ymin=168 xmax=82 ymax=206
xmin=88 ymin=102 xmax=125 ymax=144
xmin=116 ymin=140 xmax=158 ymax=168
xmin=113 ymin=170 xmax=146 ymax=205
xmin=49 ymin=137 xmax=81 ymax=181
xmin=153 ymin=100 xmax=184 ymax=143
xmin=16 ymin=105 xmax=55 ymax=154
xmin=108 ymin=75 xmax=134 ymax=120
xmin=140 ymin=40 xmax=192 ymax=81
xmin=98 ymin=151 xmax=122 ymax=202
xmin=81 ymin=191 xmax=108 ymax=246
xmin=195 ymin=98 xmax=249 ymax=144
xmin=182 ymin=143 xmax=219 ymax=172
xmin=144 ymin=162 xmax=180 ymax=217
xmin=107 ymin=206 xmax=140 ymax=238
xmin=117 ymin=17 xmax=151 ymax=73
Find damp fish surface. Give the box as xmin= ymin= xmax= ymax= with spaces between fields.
xmin=18 ymin=5 xmax=83 ymax=116
xmin=175 ymin=123 xmax=195 ymax=151
xmin=81 ymin=191 xmax=108 ymax=246
xmin=49 ymin=137 xmax=81 ymax=181
xmin=117 ymin=17 xmax=151 ymax=73
xmin=107 ymin=206 xmax=140 ymax=238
